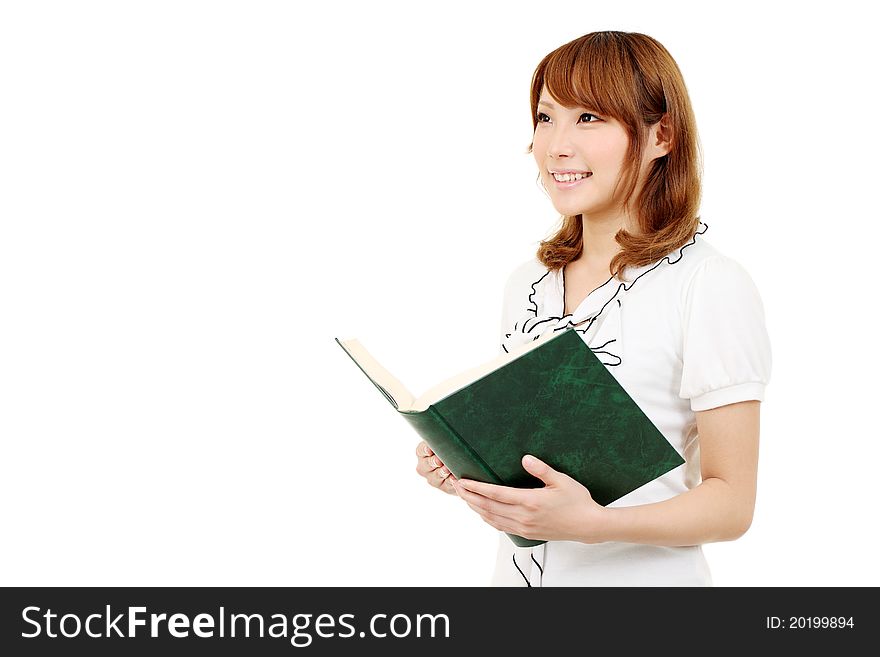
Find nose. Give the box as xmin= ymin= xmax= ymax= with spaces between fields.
xmin=546 ymin=126 xmax=575 ymax=160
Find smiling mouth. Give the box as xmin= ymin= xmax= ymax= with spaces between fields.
xmin=551 ymin=171 xmax=592 ymax=182
xmin=551 ymin=172 xmax=593 ymax=188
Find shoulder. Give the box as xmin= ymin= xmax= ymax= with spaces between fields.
xmin=646 ymin=227 xmax=762 ymax=302
xmin=678 ymin=239 xmax=763 ymax=302
xmin=671 ymin=236 xmax=768 ymax=333
xmin=616 ymin=225 xmax=766 ymax=329
xmin=663 ymin=231 xmax=730 ymax=282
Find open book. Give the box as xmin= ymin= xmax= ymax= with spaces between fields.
xmin=335 ymin=327 xmax=684 ymax=547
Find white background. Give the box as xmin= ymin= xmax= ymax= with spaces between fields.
xmin=1 ymin=0 xmax=877 ymax=586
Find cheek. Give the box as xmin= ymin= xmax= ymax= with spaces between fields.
xmin=531 ymin=132 xmax=547 ymax=159
xmin=601 ymin=137 xmax=631 ymax=169
xmin=584 ymin=140 xmax=617 ymax=165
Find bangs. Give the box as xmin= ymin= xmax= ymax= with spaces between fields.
xmin=535 ymin=33 xmax=639 ymax=121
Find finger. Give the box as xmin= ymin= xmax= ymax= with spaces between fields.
xmin=441 ymin=475 xmax=458 ymax=495
xmin=462 ymin=500 xmax=520 ymax=534
xmin=521 ymin=454 xmax=565 ymax=486
xmin=456 ymin=478 xmax=533 ymax=505
xmin=454 ymin=480 xmax=519 ymax=516
xmin=431 ymin=466 xmax=452 ymax=489
xmin=483 ymin=517 xmax=521 ymax=535
xmin=416 ymin=442 xmax=434 ymax=458
xmin=417 ymin=456 xmax=439 ymax=476
xmin=415 ymin=453 xmax=444 ymax=477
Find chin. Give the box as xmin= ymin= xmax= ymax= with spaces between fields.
xmin=546 ymin=191 xmax=588 ymax=213
xmin=552 ymin=195 xmax=613 ymax=218
xmin=552 ymin=202 xmax=590 ymax=217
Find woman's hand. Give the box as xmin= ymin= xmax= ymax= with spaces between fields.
xmin=415 ymin=441 xmax=458 ymax=495
xmin=451 ymin=454 xmax=607 ymax=543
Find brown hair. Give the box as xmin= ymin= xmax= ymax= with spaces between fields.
xmin=528 ymin=31 xmax=702 ymax=281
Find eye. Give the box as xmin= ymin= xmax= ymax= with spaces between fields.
xmin=535 ymin=111 xmax=600 ymax=124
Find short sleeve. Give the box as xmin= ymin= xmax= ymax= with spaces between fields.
xmin=678 ymin=255 xmax=772 ymax=412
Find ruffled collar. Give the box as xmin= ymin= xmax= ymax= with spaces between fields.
xmin=501 ymin=221 xmax=709 ymax=364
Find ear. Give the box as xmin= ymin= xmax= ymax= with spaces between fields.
xmin=650 ymin=113 xmax=673 ymax=158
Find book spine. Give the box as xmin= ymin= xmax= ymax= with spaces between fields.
xmin=400 ymin=407 xmax=546 ymax=549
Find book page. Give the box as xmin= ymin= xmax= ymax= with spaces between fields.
xmin=337 ymin=328 xmax=565 ymax=413
xmin=335 ymin=338 xmax=415 ymax=411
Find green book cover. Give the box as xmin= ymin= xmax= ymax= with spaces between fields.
xmin=335 ymin=327 xmax=684 ymax=548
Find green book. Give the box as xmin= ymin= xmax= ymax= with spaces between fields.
xmin=335 ymin=327 xmax=684 ymax=548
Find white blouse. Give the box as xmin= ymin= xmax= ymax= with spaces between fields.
xmin=493 ymin=222 xmax=772 ymax=586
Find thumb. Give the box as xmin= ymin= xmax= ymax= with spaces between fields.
xmin=522 ymin=454 xmax=562 ymax=486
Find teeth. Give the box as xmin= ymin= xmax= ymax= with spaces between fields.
xmin=552 ymin=172 xmax=591 ymax=182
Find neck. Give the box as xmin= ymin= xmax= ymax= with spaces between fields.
xmin=574 ymin=211 xmax=638 ymax=272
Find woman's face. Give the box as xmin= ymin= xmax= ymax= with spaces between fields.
xmin=533 ymin=89 xmax=640 ymax=222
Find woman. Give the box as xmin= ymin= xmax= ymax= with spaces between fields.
xmin=415 ymin=31 xmax=771 ymax=586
